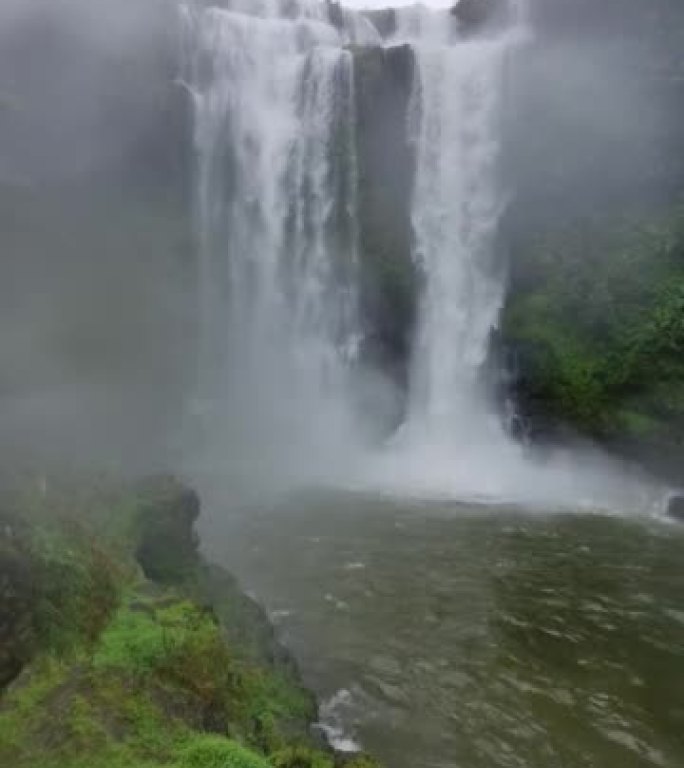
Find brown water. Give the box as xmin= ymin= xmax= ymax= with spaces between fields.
xmin=204 ymin=493 xmax=684 ymax=768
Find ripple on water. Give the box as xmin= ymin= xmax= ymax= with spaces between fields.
xmin=211 ymin=497 xmax=684 ymax=768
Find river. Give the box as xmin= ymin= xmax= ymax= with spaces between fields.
xmin=204 ymin=495 xmax=684 ymax=768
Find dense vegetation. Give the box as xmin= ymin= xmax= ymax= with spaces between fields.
xmin=0 ymin=477 xmax=380 ymax=768
xmin=502 ymin=205 xmax=684 ymax=471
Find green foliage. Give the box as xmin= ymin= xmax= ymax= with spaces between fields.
xmin=93 ymin=599 xmax=179 ymax=674
xmin=179 ymin=735 xmax=270 ymax=768
xmin=0 ymin=502 xmax=123 ymax=685
xmin=1 ymin=584 xmax=331 ymax=768
xmin=503 ymin=205 xmax=684 ymax=450
xmin=270 ymin=746 xmax=334 ymax=768
xmin=93 ymin=593 xmax=250 ymax=737
xmin=0 ymin=656 xmax=71 ymax=757
xmin=0 ymin=482 xmax=382 ymax=768
xmin=29 ymin=520 xmax=122 ymax=652
xmin=192 ymin=565 xmax=317 ymax=750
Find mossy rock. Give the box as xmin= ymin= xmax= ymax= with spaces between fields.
xmin=133 ymin=477 xmax=200 ymax=584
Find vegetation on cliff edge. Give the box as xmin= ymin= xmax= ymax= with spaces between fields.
xmin=502 ymin=204 xmax=684 ymax=469
xmin=0 ymin=476 xmax=380 ymax=768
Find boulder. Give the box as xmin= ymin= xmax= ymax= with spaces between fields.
xmin=451 ymin=0 xmax=509 ymax=32
xmin=134 ymin=477 xmax=200 ymax=583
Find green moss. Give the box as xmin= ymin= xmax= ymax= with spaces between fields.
xmin=270 ymin=746 xmax=335 ymax=768
xmin=0 ymin=656 xmax=71 ymax=757
xmin=192 ymin=564 xmax=318 ymax=749
xmin=0 ymin=482 xmax=382 ymax=768
xmin=30 ymin=521 xmax=122 ymax=652
xmin=612 ymin=408 xmax=663 ymax=439
xmin=0 ymin=658 xmax=273 ymax=768
xmin=93 ymin=599 xmax=178 ymax=674
xmin=132 ymin=478 xmax=200 ymax=584
xmin=0 ymin=502 xmax=124 ymax=684
xmin=178 ymin=735 xmax=270 ymax=768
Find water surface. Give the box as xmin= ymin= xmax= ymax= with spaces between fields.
xmin=204 ymin=495 xmax=684 ymax=768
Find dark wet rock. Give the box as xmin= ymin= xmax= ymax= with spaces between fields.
xmin=352 ymin=44 xmax=418 ymax=386
xmin=451 ymin=0 xmax=509 ymax=31
xmin=134 ymin=477 xmax=200 ymax=583
xmin=667 ymin=495 xmax=684 ymax=523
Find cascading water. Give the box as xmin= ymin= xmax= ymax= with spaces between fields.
xmin=367 ymin=4 xmax=663 ymax=510
xmin=180 ymin=0 xmax=663 ymax=511
xmin=181 ymin=0 xmax=377 ymax=485
xmin=397 ymin=7 xmax=517 ymax=447
xmin=365 ymin=4 xmax=534 ymax=495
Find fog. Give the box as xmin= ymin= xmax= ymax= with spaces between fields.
xmin=341 ymin=0 xmax=452 ymax=7
xmin=0 ymin=0 xmax=191 ymax=474
xmin=0 ymin=0 xmax=678 ymax=511
xmin=507 ymin=11 xmax=677 ymax=225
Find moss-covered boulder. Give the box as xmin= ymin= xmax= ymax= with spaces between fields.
xmin=133 ymin=477 xmax=200 ymax=584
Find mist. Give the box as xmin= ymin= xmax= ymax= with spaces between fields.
xmin=0 ymin=0 xmax=192 ymax=474
xmin=3 ymin=6 xmax=684 ymax=768
xmin=0 ymin=0 xmax=679 ymax=513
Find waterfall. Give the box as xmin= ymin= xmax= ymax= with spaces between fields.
xmin=181 ymin=1 xmax=371 ymax=482
xmin=180 ymin=0 xmax=660 ymax=510
xmin=366 ymin=4 xmax=661 ymax=510
xmin=391 ymin=5 xmax=524 ymax=449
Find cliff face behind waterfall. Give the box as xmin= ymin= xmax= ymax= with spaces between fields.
xmin=1 ymin=0 xmax=683 ymax=477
